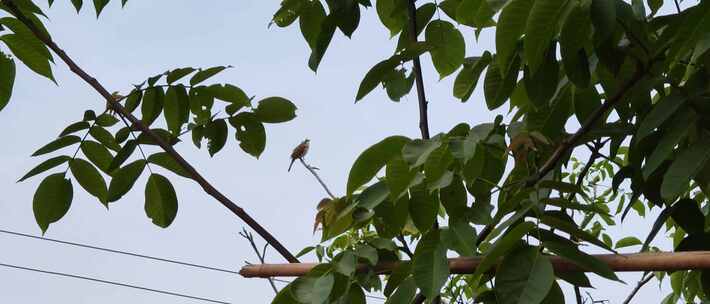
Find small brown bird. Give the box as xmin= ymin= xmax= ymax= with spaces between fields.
xmin=288 ymin=139 xmax=310 ymax=172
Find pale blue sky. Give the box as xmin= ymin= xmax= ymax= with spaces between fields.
xmin=0 ymin=1 xmax=675 ymax=303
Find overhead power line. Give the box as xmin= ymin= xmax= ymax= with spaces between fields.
xmin=0 ymin=262 xmax=230 ymax=304
xmin=0 ymin=229 xmax=238 ymax=274
xmin=0 ymin=228 xmax=387 ymax=302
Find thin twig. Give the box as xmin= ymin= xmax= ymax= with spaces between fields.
xmin=239 ymin=228 xmax=278 ymax=294
xmin=298 ymin=158 xmax=336 ymax=199
xmin=2 ymin=0 xmax=299 ymax=263
xmin=406 ymin=0 xmax=430 ymax=140
xmin=575 ymin=286 xmax=583 ymax=304
xmin=621 ymin=272 xmax=654 ymax=304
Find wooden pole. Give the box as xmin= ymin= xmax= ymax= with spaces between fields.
xmin=239 ymin=251 xmax=710 ymax=278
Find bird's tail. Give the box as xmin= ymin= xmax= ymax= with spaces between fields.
xmin=288 ymin=159 xmax=295 ymax=172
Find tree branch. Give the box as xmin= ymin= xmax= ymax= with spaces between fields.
xmin=406 ymin=0 xmax=430 ymax=140
xmin=2 ymin=0 xmax=299 ymax=263
xmin=526 ymin=66 xmax=647 ymax=188
xmin=239 ymin=228 xmax=278 ymax=294
xmin=240 ymin=251 xmax=710 ymax=278
xmin=621 ymin=272 xmax=654 ymax=304
xmin=298 ymin=158 xmax=336 ymax=199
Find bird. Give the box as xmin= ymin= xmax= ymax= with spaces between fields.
xmin=288 ymin=139 xmax=310 ymax=172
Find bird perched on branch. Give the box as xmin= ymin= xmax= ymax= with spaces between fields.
xmin=288 ymin=139 xmax=310 ymax=172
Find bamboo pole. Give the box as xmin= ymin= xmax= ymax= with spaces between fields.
xmin=239 ymin=251 xmax=710 ymax=278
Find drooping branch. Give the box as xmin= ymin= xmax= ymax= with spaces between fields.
xmin=239 ymin=251 xmax=710 ymax=278
xmin=406 ymin=0 xmax=430 ymax=140
xmin=2 ymin=0 xmax=298 ymax=263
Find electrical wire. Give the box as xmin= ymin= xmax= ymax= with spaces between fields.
xmin=0 ymin=262 xmax=230 ymax=304
xmin=0 ymin=228 xmax=387 ymax=302
xmin=0 ymin=229 xmax=238 ymax=274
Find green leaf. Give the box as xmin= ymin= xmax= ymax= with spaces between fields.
xmin=376 ymin=0 xmax=407 ymax=36
xmin=147 ymin=152 xmax=191 ymax=179
xmin=32 ymin=135 xmax=81 ymax=157
xmin=382 ymin=68 xmax=414 ymax=101
xmin=446 ymin=217 xmax=477 ymax=256
xmin=355 ymin=244 xmax=378 ymax=265
xmin=384 ymin=262 xmax=412 ymax=297
xmin=385 ymin=277 xmax=417 ymax=304
xmin=357 ymin=181 xmax=390 ymax=210
xmin=229 ymin=112 xmax=266 ymax=158
xmin=355 ymin=56 xmax=401 ymax=101
xmin=472 ymin=221 xmax=534 ymax=279
xmin=661 ymin=137 xmax=710 ymax=201
xmin=402 ymin=138 xmax=442 ymax=167
xmin=541 ymin=281 xmax=565 ymax=304
xmin=496 ymin=0 xmax=533 ymax=71
xmin=95 ymin=113 xmax=119 ymax=127
xmin=643 ymin=107 xmax=696 ymax=179
xmin=670 ymin=198 xmax=705 ymax=235
xmin=412 ymin=229 xmax=449 ymax=300
xmin=33 ymin=173 xmax=73 ymax=233
xmin=204 ymin=119 xmax=228 ymax=157
xmin=484 ymin=55 xmax=520 ymax=110
xmin=69 ymin=158 xmax=108 ymax=205
xmin=254 ymin=97 xmax=297 ymax=123
xmin=141 ymin=87 xmax=164 ymax=126
xmin=333 ymin=251 xmax=356 ymax=276
xmin=89 ymin=126 xmax=120 ymax=151
xmin=540 ymin=212 xmax=616 ymax=253
xmin=330 ymin=0 xmax=360 ymax=37
xmin=80 ymin=140 xmax=113 ymax=173
xmin=386 ymin=156 xmax=417 ymax=200
xmin=164 ymin=86 xmax=186 ymax=135
xmin=0 ymin=34 xmax=53 ymax=81
xmin=636 ymin=91 xmax=686 ymax=142
xmin=456 ymin=0 xmax=495 ymax=28
xmin=347 ymin=136 xmax=410 ymax=195
xmin=207 ymin=84 xmax=249 ymax=107
xmin=59 ymin=121 xmax=90 ymax=137
xmin=292 ymin=273 xmax=335 ymax=304
xmin=537 ymin=230 xmax=619 ymax=281
xmin=71 ymin=0 xmax=83 ymax=12
xmin=409 ymin=185 xmax=439 ymax=232
xmin=0 ymin=51 xmax=15 ymax=112
xmin=108 ymin=160 xmax=145 ymax=203
xmin=560 ymin=4 xmax=592 ymax=88
xmin=123 ymin=89 xmax=142 ymax=113
xmin=299 ymin=0 xmax=326 ymax=50
xmin=144 ymin=173 xmax=178 ymax=228
xmin=0 ymin=17 xmax=54 ymax=81
xmin=18 ymin=155 xmax=71 ymax=182
xmin=523 ymin=42 xmax=559 ymax=108
xmin=572 ymin=86 xmax=601 ymax=125
xmin=166 ymin=67 xmax=195 ymax=84
xmin=93 ymin=0 xmax=109 ymax=17
xmin=425 ymin=20 xmax=465 ymax=78
xmin=308 ymin=15 xmax=336 ymax=72
xmin=190 ymin=66 xmax=227 ymax=86
xmin=453 ymin=52 xmax=492 ymax=102
xmin=590 ymin=0 xmax=616 ymax=42
xmin=615 ymin=236 xmax=642 ymax=249
xmin=495 ymin=246 xmax=554 ymax=304
xmin=523 ymin=0 xmax=567 ymax=73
